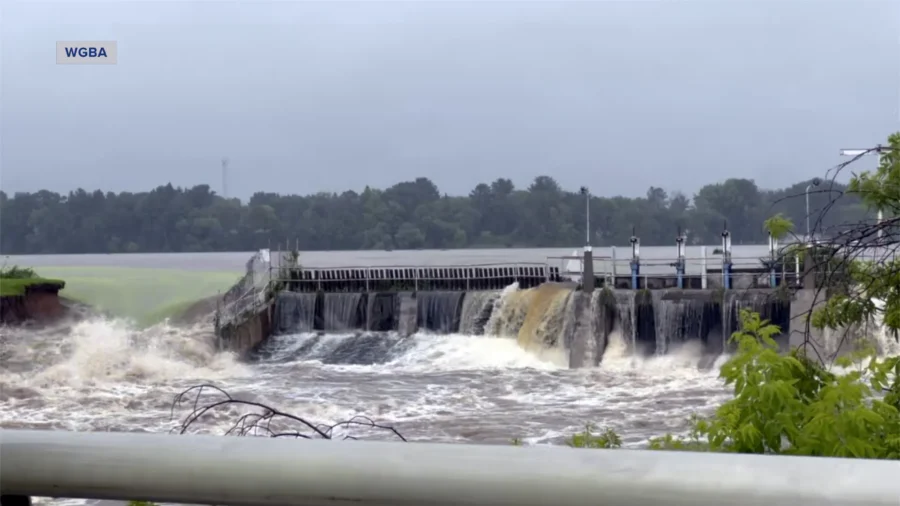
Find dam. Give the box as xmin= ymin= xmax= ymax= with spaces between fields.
xmin=216 ymin=231 xmax=802 ymax=367
xmin=266 ymin=286 xmax=789 ymax=358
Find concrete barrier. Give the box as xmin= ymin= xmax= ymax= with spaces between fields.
xmin=218 ymin=300 xmax=273 ymax=356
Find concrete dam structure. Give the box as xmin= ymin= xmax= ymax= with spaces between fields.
xmin=217 ymin=236 xmax=800 ymax=367
xmin=261 ymin=285 xmax=790 ymax=368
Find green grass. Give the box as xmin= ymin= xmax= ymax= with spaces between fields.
xmin=27 ymin=266 xmax=241 ymax=326
xmin=0 ymin=277 xmax=66 ymax=296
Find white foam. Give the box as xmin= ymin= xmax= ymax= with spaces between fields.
xmin=384 ymin=333 xmax=561 ymax=372
xmin=28 ymin=318 xmax=247 ymax=388
xmin=1 ymin=311 xmax=729 ymax=453
xmin=872 ymin=298 xmax=900 ymax=356
xmin=1 ymin=316 xmax=248 ymax=431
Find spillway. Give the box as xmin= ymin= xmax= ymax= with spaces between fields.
xmin=259 ymin=285 xmax=792 ymax=368
xmin=416 ymin=291 xmax=466 ymax=333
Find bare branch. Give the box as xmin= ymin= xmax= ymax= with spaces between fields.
xmin=766 ymin=145 xmax=899 ymax=365
xmin=170 ymin=384 xmax=407 ymax=442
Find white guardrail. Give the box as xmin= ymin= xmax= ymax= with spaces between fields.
xmin=2 ymin=430 xmax=900 ymax=506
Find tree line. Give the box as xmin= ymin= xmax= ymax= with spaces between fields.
xmin=0 ymin=174 xmax=872 ymax=254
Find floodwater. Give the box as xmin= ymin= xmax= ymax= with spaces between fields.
xmin=0 ymin=246 xmax=776 ymax=505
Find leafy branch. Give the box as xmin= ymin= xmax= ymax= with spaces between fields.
xmin=543 ymin=309 xmax=900 ymax=458
xmin=758 ymin=134 xmax=900 ymax=364
xmin=562 ymin=132 xmax=900 ymax=458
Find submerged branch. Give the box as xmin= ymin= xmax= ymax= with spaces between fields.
xmin=171 ymin=383 xmax=407 ymax=442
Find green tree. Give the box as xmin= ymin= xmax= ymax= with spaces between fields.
xmin=545 ymin=132 xmax=900 ymax=459
xmin=763 ymin=213 xmax=794 ymax=241
xmin=813 ymin=133 xmax=900 ymax=339
xmin=550 ymin=309 xmax=900 ymax=459
xmin=0 ymin=166 xmax=885 ymax=254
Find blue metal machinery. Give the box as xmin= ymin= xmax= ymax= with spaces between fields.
xmin=674 ymin=230 xmax=686 ymax=289
xmin=721 ymin=226 xmax=733 ymax=290
xmin=630 ymin=232 xmax=640 ymax=289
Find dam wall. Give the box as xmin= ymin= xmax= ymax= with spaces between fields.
xmin=217 ymin=249 xmax=803 ymax=361
xmin=265 ymin=285 xmax=792 ymax=367
xmin=217 ymin=300 xmax=274 ymax=356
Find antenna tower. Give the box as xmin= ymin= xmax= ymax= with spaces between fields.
xmin=221 ymin=158 xmax=229 ymax=198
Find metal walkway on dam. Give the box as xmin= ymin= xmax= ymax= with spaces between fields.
xmin=280 ymin=263 xmax=558 ymax=292
xmin=274 ymin=252 xmax=800 ymax=293
xmin=265 ymin=227 xmax=807 ymax=293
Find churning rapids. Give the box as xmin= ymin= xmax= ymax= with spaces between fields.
xmin=0 ymin=284 xmax=734 ymax=448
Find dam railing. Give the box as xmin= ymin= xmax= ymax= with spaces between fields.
xmin=276 ymin=261 xmax=557 ymax=293
xmin=270 ymin=255 xmax=801 ymax=294
xmin=2 ymin=429 xmax=898 ymax=506
xmin=218 ymin=246 xmax=807 ymax=300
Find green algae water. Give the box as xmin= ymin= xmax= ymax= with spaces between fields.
xmin=35 ymin=266 xmax=240 ymax=326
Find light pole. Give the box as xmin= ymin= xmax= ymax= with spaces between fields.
xmin=840 ymin=147 xmax=889 ymax=239
xmin=580 ymin=186 xmax=590 ymax=248
xmin=579 ymin=186 xmax=594 ymax=293
xmin=805 ymin=178 xmax=821 ymax=243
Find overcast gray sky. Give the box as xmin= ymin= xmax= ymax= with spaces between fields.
xmin=1 ymin=0 xmax=898 ymax=200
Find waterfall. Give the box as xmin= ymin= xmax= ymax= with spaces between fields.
xmin=459 ymin=291 xmax=499 ymax=335
xmin=366 ymin=292 xmax=397 ymax=332
xmin=323 ymin=293 xmax=365 ymax=332
xmin=417 ymin=292 xmax=466 ymax=333
xmin=722 ymin=290 xmax=790 ymax=352
xmin=485 ymin=283 xmax=532 ymax=336
xmin=613 ymin=290 xmax=637 ymax=353
xmin=263 ymin=283 xmax=796 ymax=367
xmin=651 ymin=291 xmax=677 ymax=355
xmin=650 ymin=291 xmax=720 ymax=355
xmin=273 ymin=292 xmax=318 ymax=334
xmin=592 ymin=289 xmax=615 ymax=364
xmin=516 ymin=284 xmax=573 ymax=351
xmin=397 ymin=292 xmax=418 ymax=337
xmin=872 ymin=298 xmax=900 ymax=356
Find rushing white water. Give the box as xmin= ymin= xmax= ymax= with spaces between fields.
xmin=5 ymin=285 xmax=896 ymax=447
xmin=5 ymin=278 xmax=899 ymax=447
xmin=872 ymin=298 xmax=900 ymax=356
xmin=4 ymin=284 xmax=897 ymax=506
xmin=0 ymin=311 xmax=731 ymax=448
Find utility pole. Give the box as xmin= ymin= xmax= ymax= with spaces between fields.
xmin=839 ymin=146 xmax=891 ymax=240
xmin=805 ymin=178 xmax=821 ymax=244
xmin=222 ymin=158 xmax=229 ymax=199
